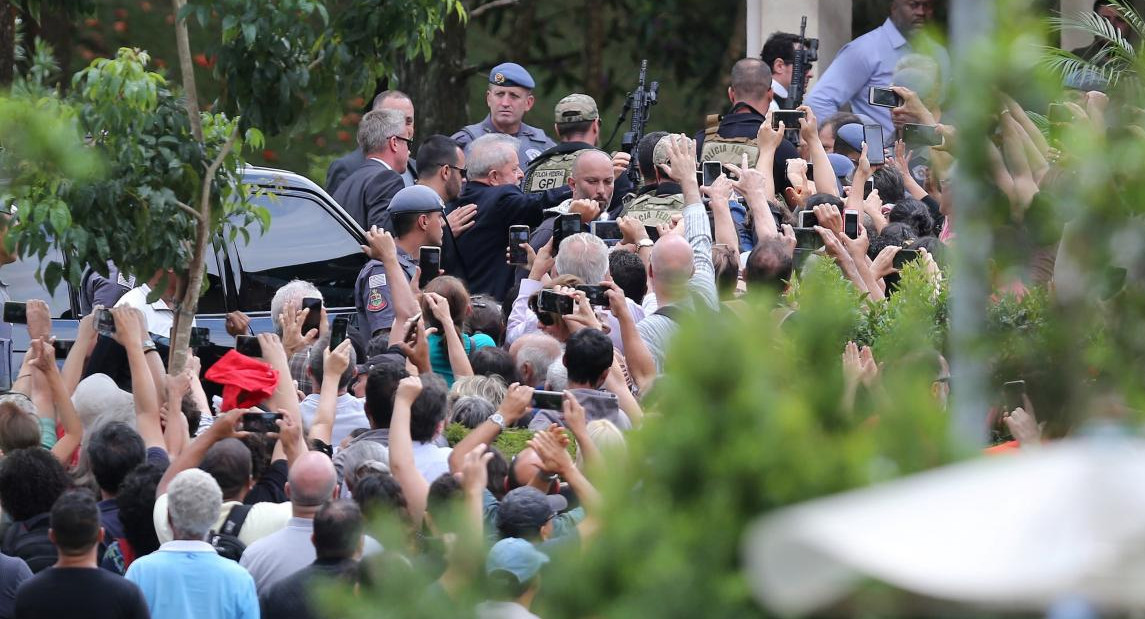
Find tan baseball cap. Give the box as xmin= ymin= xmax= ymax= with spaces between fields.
xmin=554 ymin=94 xmax=599 ymax=124
xmin=652 ymin=134 xmax=676 ymax=167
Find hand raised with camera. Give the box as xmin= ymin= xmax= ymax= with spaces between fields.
xmin=111 ymin=306 xmax=146 ymax=348
xmin=26 ymin=299 xmax=51 ymax=342
xmin=498 ymin=382 xmax=535 ymax=424
xmin=324 ymin=338 xmax=353 ymax=379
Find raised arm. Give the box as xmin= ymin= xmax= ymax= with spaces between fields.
xmin=157 ymin=408 xmax=249 ymax=495
xmin=604 ymin=283 xmax=656 ymax=394
xmin=310 ymin=339 xmax=353 ymax=447
xmin=255 ymin=333 xmax=306 ymax=463
xmin=362 ymin=226 xmax=418 ymax=342
xmin=26 ymin=339 xmax=84 ymax=465
xmin=702 ymin=175 xmax=740 ymax=253
xmin=112 ymin=307 xmax=164 ymax=450
xmin=423 ymin=293 xmax=473 ymax=379
xmin=61 ymin=311 xmax=97 ymax=394
xmin=798 ymin=105 xmax=839 ymax=197
xmin=448 ymin=382 xmax=533 ymax=474
xmin=529 ymin=426 xmax=602 ymax=541
xmin=390 ymin=376 xmax=430 ymax=527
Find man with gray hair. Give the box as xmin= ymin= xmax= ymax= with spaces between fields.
xmin=270 ymin=279 xmax=325 ymax=394
xmin=451 ymin=133 xmax=571 ymax=302
xmin=509 ymin=332 xmax=563 ymax=389
xmin=326 ymin=90 xmax=416 ymax=194
xmin=127 ymin=469 xmax=259 ymax=618
xmin=332 ymin=108 xmax=412 ymax=231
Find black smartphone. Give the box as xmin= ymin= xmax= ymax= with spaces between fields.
xmin=2 ymin=302 xmax=26 ymax=325
xmin=863 ymin=177 xmax=875 ymax=199
xmin=892 ymin=248 xmax=920 ymax=270
xmin=868 ymin=86 xmax=903 ymax=108
xmin=793 ymin=227 xmax=821 ymax=250
xmin=419 ymin=246 xmax=441 ymax=289
xmin=645 ymin=225 xmax=660 ymax=242
xmin=864 ymin=124 xmax=886 ymax=165
xmin=902 ymin=123 xmax=942 ymax=147
xmin=403 ymin=311 xmax=422 ymax=345
xmin=844 ymin=209 xmax=859 ymax=240
xmin=702 ymin=160 xmax=723 ymax=186
xmin=96 ymin=308 xmax=116 ymax=337
xmin=797 ymin=210 xmax=819 ymax=228
xmin=575 ymin=285 xmax=609 ymax=307
xmin=590 ymin=220 xmax=622 ymax=246
xmin=508 ymin=225 xmax=530 ymax=265
xmin=52 ymin=339 xmax=74 ymax=358
xmin=1003 ymin=380 xmax=1027 ymax=413
xmin=190 ymin=327 xmax=211 ymax=349
xmin=301 ymin=298 xmax=323 ymax=335
xmin=330 ymin=316 xmax=349 ymax=350
xmin=531 ymin=390 xmax=564 ymax=411
xmin=552 ymin=214 xmax=581 ymax=256
xmin=241 ymin=411 xmax=283 ymax=433
xmin=235 ymin=334 xmax=262 ymax=357
xmin=772 ymin=109 xmax=806 ymax=130
xmin=537 ymin=290 xmax=574 ymax=315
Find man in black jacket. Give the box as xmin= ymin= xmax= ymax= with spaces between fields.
xmin=332 ymin=109 xmax=412 ymax=232
xmin=326 ymin=90 xmax=416 ymax=195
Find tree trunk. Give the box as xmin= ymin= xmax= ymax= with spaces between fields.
xmin=0 ymin=0 xmax=13 ymax=86
xmin=395 ymin=9 xmax=468 ymax=139
xmin=170 ymin=0 xmax=203 ymax=142
xmin=584 ymin=0 xmax=604 ymax=102
xmin=707 ymin=0 xmax=748 ymax=114
xmin=37 ymin=7 xmax=72 ymax=87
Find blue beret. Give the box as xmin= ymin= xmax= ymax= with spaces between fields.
xmin=827 ymin=153 xmax=855 ymax=180
xmin=388 ymin=185 xmax=444 ymax=215
xmin=489 ymin=62 xmax=535 ymax=90
xmin=835 ymin=123 xmax=866 ymax=153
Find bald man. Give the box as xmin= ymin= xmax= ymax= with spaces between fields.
xmin=240 ymin=452 xmax=339 ymax=593
xmin=509 ymin=333 xmax=564 ymax=389
xmin=527 ymin=149 xmax=615 ymax=253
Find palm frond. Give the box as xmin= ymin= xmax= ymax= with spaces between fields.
xmin=1040 ymin=46 xmax=1119 ymax=89
xmin=1107 ymin=0 xmax=1145 ymax=45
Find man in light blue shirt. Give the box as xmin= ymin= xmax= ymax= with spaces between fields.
xmin=806 ymin=0 xmax=936 ymax=136
xmin=126 ymin=469 xmax=259 ymax=619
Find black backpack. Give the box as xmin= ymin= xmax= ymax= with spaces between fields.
xmin=207 ymin=504 xmax=252 ymax=562
xmin=2 ymin=513 xmax=56 ymax=573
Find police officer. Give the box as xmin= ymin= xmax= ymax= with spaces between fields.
xmin=524 ymin=93 xmax=633 ymax=220
xmin=353 ymin=185 xmax=446 ymax=352
xmin=624 ymin=133 xmax=685 ymax=228
xmin=452 ymin=62 xmax=555 ymax=168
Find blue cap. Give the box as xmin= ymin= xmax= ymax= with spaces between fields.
xmin=388 ymin=185 xmax=444 ymax=215
xmin=827 ymin=153 xmax=855 ymax=180
xmin=489 ymin=62 xmax=536 ymax=90
xmin=486 ymin=537 xmax=550 ymax=583
xmin=835 ymin=123 xmax=865 ymax=153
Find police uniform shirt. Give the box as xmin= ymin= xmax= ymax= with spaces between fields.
xmin=694 ymin=103 xmax=799 ymax=193
xmin=354 ymin=248 xmax=418 ymax=341
xmin=451 ymin=115 xmax=556 ymax=167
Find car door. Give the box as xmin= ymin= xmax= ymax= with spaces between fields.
xmin=1 ymin=246 xmax=79 ymax=388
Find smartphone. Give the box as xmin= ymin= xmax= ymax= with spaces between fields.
xmin=863 ymin=177 xmax=875 ymax=199
xmin=52 ymin=339 xmax=74 ymax=358
xmin=793 ymin=227 xmax=821 ymax=250
xmin=531 ymin=390 xmax=565 ymax=411
xmin=96 ymin=308 xmax=116 ymax=337
xmin=892 ymin=248 xmax=920 ymax=270
xmin=1003 ymin=380 xmax=1027 ymax=413
xmin=403 ymin=311 xmax=422 ymax=345
xmin=241 ymin=411 xmax=283 ymax=433
xmin=590 ymin=220 xmax=622 ymax=246
xmin=702 ymin=161 xmax=723 ymax=187
xmin=772 ymin=109 xmax=806 ymax=130
xmin=189 ymin=327 xmax=211 ymax=349
xmin=868 ymin=86 xmax=903 ymax=108
xmin=552 ymin=214 xmax=581 ymax=256
xmin=537 ymin=290 xmax=574 ymax=315
xmin=797 ymin=210 xmax=819 ymax=228
xmin=508 ymin=225 xmax=531 ymax=265
xmin=235 ymin=334 xmax=262 ymax=358
xmin=863 ymin=124 xmax=886 ymax=165
xmin=2 ymin=302 xmax=26 ymax=324
xmin=575 ymin=285 xmax=609 ymax=307
xmin=844 ymin=209 xmax=859 ymax=240
xmin=301 ymin=298 xmax=323 ymax=335
xmin=419 ymin=246 xmax=441 ymax=289
xmin=902 ymin=123 xmax=942 ymax=147
xmin=645 ymin=225 xmax=660 ymax=242
xmin=330 ymin=316 xmax=349 ymax=350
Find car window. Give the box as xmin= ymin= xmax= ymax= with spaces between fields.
xmin=3 ymin=247 xmax=73 ymax=317
xmin=230 ymin=190 xmax=366 ymax=312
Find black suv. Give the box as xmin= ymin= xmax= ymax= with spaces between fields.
xmin=3 ymin=166 xmax=368 ymax=387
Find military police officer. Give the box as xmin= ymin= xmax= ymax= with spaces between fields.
xmin=624 ymin=133 xmax=685 ymax=228
xmin=354 ymin=185 xmax=446 ymax=352
xmin=452 ymin=62 xmax=555 ymax=168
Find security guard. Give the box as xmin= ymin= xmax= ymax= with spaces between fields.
xmin=354 ymin=185 xmax=446 ymax=352
xmin=452 ymin=62 xmax=555 ymax=167
xmin=524 ymin=93 xmax=632 ymax=220
xmin=624 ymin=133 xmax=685 ymax=227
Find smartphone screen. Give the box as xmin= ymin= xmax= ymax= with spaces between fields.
xmin=241 ymin=412 xmax=283 ymax=433
xmin=1003 ymin=380 xmax=1027 ymax=412
xmin=552 ymin=214 xmax=581 ymax=256
xmin=702 ymin=161 xmax=723 ymax=186
xmin=419 ymin=246 xmax=441 ymax=288
xmin=902 ymin=123 xmax=942 ymax=147
xmin=330 ymin=316 xmax=349 ymax=350
xmin=844 ymin=209 xmax=859 ymax=239
xmin=863 ymin=177 xmax=875 ymax=199
xmin=301 ymin=298 xmax=323 ymax=335
xmin=772 ymin=110 xmax=806 ymax=130
xmin=575 ymin=285 xmax=609 ymax=307
xmin=52 ymin=339 xmax=74 ymax=358
xmin=798 ymin=210 xmax=819 ymax=228
xmin=508 ymin=226 xmax=530 ymax=265
xmin=864 ymin=124 xmax=886 ymax=165
xmin=793 ymin=227 xmax=821 ymax=250
xmin=868 ymin=86 xmax=902 ymax=108
xmin=2 ymin=302 xmax=26 ymax=325
xmin=695 ymin=170 xmax=704 ymax=189
xmin=235 ymin=335 xmax=262 ymax=357
xmin=590 ymin=220 xmax=622 ymax=245
xmin=531 ymin=390 xmax=564 ymax=411
xmin=96 ymin=308 xmax=116 ymax=337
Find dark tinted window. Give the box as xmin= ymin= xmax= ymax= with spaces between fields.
xmin=230 ymin=191 xmax=366 ymax=312
xmin=3 ymin=247 xmax=73 ymax=317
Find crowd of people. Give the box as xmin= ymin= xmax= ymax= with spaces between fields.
xmin=0 ymin=0 xmax=1128 ymax=616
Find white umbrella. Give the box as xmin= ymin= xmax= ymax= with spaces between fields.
xmin=744 ymin=437 xmax=1145 ymax=615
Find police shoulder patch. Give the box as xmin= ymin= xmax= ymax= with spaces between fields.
xmin=366 ymin=289 xmax=387 ymax=313
xmin=368 ymin=274 xmax=386 ymax=288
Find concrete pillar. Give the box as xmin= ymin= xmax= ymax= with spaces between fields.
xmin=748 ymin=0 xmax=853 ymax=89
xmin=1059 ymin=0 xmax=1093 ymax=51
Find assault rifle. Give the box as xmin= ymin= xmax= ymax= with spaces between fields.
xmin=619 ymin=60 xmax=659 ymax=185
xmin=788 ymin=16 xmax=819 ymax=109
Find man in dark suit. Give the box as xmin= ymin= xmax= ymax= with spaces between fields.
xmin=332 ymin=109 xmax=412 ymax=232
xmin=326 ymin=90 xmax=417 ymax=195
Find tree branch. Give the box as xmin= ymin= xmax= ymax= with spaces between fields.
xmin=171 ymin=0 xmax=203 ymax=142
xmin=175 ymin=200 xmax=205 ymax=221
xmin=469 ymin=0 xmax=518 ymax=19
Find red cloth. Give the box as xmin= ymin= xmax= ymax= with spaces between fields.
xmin=204 ymin=350 xmax=279 ymax=411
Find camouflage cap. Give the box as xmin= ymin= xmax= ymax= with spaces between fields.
xmin=652 ymin=134 xmax=676 ymax=167
xmin=554 ymin=94 xmax=599 ymax=124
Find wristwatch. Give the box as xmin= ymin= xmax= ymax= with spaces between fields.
xmin=636 ymin=238 xmax=655 ymax=249
xmin=488 ymin=413 xmax=506 ymax=430
xmin=141 ymin=339 xmax=157 ymax=354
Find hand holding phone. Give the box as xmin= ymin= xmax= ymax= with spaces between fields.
xmin=419 ymin=246 xmax=442 ymax=289
xmin=300 ymin=298 xmax=323 ymax=336
xmin=575 ymin=285 xmax=609 ymax=307
xmin=863 ymin=125 xmax=886 ymax=166
xmin=537 ymin=290 xmax=575 ymax=315
xmin=2 ymin=302 xmax=27 ymax=325
xmin=552 ymin=214 xmax=581 ymax=256
xmin=241 ymin=411 xmax=284 ymax=433
xmin=508 ymin=226 xmax=531 ymax=265
xmin=868 ymin=86 xmax=904 ymax=108
xmin=530 ymin=390 xmax=564 ymax=411
xmin=1003 ymin=380 xmax=1027 ymax=413
xmin=329 ymin=316 xmax=349 ymax=351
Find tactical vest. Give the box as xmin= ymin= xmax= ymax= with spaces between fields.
xmin=524 ymin=151 xmax=578 ymax=193
xmin=624 ymin=192 xmax=685 ymax=226
xmin=700 ymin=114 xmax=760 ymax=168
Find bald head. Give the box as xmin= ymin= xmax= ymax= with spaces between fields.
xmin=287 ymin=451 xmax=338 ymax=509
xmin=569 ymin=149 xmax=615 ymax=207
xmin=730 ymin=58 xmax=773 ymax=105
xmin=650 ymin=235 xmax=695 ymax=302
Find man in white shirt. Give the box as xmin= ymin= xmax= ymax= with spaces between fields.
xmin=115 ymin=270 xmax=191 ymax=339
xmin=407 ymin=373 xmax=452 ymax=483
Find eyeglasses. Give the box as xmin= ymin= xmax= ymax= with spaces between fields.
xmin=393 ymin=136 xmax=414 ymax=148
xmin=426 ymin=162 xmax=466 ymax=179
